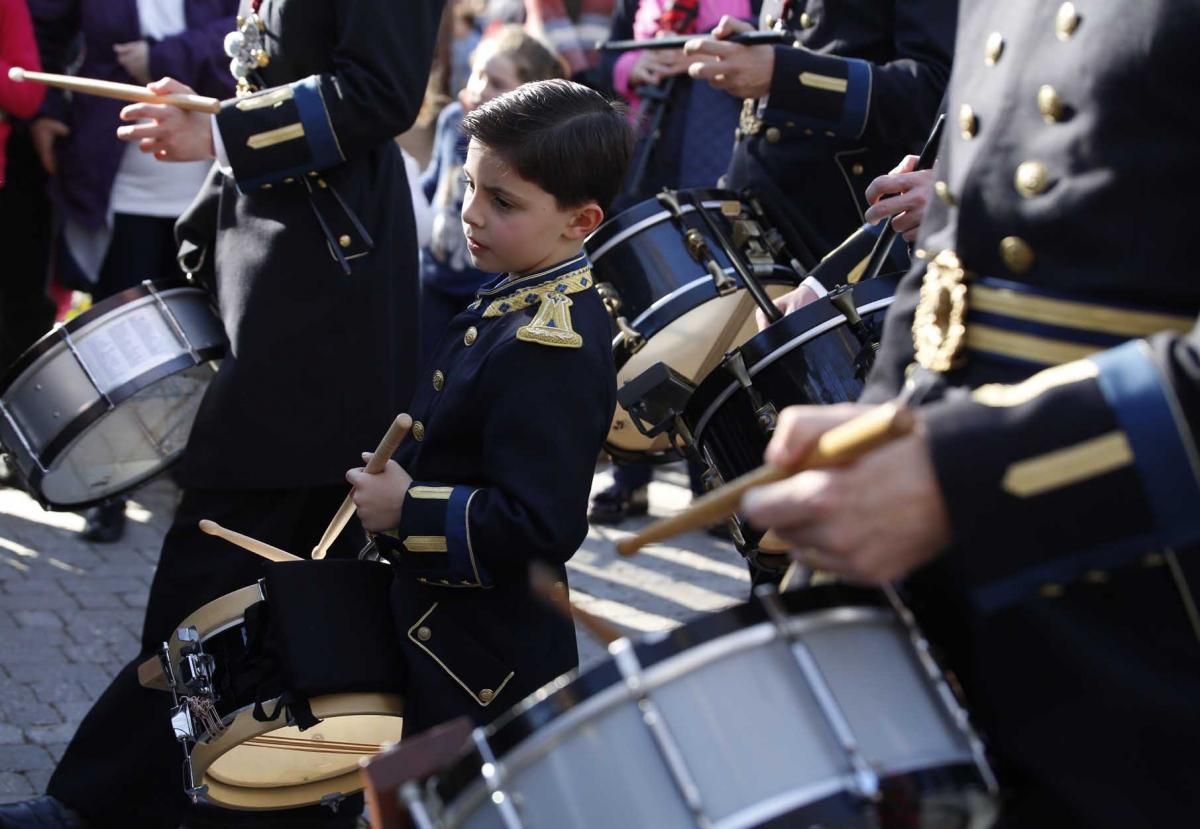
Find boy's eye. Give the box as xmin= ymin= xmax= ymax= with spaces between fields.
xmin=462 ymin=176 xmax=474 ymax=191
xmin=493 ymin=195 xmax=513 ymax=211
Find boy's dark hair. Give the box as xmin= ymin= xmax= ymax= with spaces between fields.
xmin=461 ymin=79 xmax=634 ymax=214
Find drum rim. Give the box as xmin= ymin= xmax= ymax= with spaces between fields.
xmin=682 ymin=279 xmax=896 ymax=442
xmin=437 ymin=586 xmax=886 ymax=804
xmin=0 ymin=278 xmax=211 ymax=393
xmin=16 ymin=350 xmax=223 ymax=510
xmin=585 ymin=188 xmax=741 ymax=260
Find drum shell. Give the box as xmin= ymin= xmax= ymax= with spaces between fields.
xmin=683 ymin=279 xmax=895 ymax=553
xmin=586 ymin=189 xmax=800 ymax=462
xmin=428 ymin=586 xmax=993 ymax=829
xmin=0 ymin=280 xmax=226 ymax=508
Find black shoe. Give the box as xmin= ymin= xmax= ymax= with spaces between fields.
xmin=0 ymin=796 xmax=88 ymax=829
xmin=81 ymin=500 xmax=126 ymax=543
xmin=588 ymin=483 xmax=649 ymax=526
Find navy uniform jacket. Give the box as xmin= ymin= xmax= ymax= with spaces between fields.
xmin=725 ymin=0 xmax=955 ymax=268
xmin=376 ymin=254 xmax=617 ymax=734
xmin=174 ymin=0 xmax=442 ymax=489
xmin=861 ymin=2 xmax=1200 ymax=824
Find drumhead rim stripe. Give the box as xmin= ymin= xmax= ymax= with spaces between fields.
xmin=0 ymin=280 xmax=213 ymax=393
xmin=586 ymin=195 xmax=732 ymax=262
xmin=20 ymin=349 xmax=223 ymax=510
xmin=687 ymin=295 xmax=894 ymax=443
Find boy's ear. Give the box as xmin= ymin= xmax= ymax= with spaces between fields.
xmin=564 ymin=201 xmax=604 ymax=240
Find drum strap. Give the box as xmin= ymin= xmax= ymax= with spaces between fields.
xmin=242 ymin=600 xmax=321 ymax=730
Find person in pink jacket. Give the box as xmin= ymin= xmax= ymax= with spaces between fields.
xmin=0 ymin=0 xmax=44 ymax=188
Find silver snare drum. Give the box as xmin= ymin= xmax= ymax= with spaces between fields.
xmin=410 ymin=586 xmax=997 ymax=829
xmin=0 ymin=279 xmax=226 ymax=509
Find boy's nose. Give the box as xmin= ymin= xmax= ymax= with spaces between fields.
xmin=461 ymin=190 xmax=482 ymax=227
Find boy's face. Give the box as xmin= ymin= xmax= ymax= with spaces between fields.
xmin=460 ymin=52 xmax=520 ymax=113
xmin=461 ymin=140 xmax=602 ymax=276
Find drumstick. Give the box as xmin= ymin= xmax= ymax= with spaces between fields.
xmin=616 ymin=401 xmax=914 ymax=555
xmin=312 ymin=413 xmax=414 ymax=560
xmin=530 ymin=562 xmax=623 ymax=646
xmin=7 ymin=67 xmax=221 ymax=113
xmin=199 ymin=519 xmax=303 ymax=562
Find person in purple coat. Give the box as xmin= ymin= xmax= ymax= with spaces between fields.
xmin=26 ymin=0 xmax=236 ymax=542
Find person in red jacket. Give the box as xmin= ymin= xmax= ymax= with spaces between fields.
xmin=0 ymin=0 xmax=44 ymax=187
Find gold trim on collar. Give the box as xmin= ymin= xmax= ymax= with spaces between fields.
xmin=480 ymin=266 xmax=593 ymax=318
xmin=799 ymin=72 xmax=848 ymax=93
xmin=1003 ymin=431 xmax=1133 ymax=497
xmin=409 ymin=486 xmax=454 ymax=500
xmin=966 ymin=324 xmax=1098 ymax=366
xmin=235 ymin=87 xmax=294 ymax=111
xmin=247 ymin=122 xmax=305 ymax=149
xmin=970 ymin=284 xmax=1193 ymax=338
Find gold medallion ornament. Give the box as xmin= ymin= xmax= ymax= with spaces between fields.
xmin=912 ymin=250 xmax=968 ymax=373
xmin=517 ymin=293 xmax=583 ymax=349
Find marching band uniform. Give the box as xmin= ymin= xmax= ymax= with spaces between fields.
xmin=373 ymin=253 xmax=617 ymax=734
xmin=726 ymin=0 xmax=955 ymax=270
xmin=862 ymin=2 xmax=1200 ymax=824
xmin=26 ymin=1 xmax=443 ymax=827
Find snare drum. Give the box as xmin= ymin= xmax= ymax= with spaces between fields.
xmin=156 ymin=560 xmax=405 ymax=811
xmin=682 ymin=279 xmax=895 ymax=563
xmin=586 ymin=189 xmax=800 ymax=462
xmin=0 ymin=279 xmax=226 ymax=509
xmin=407 ymin=586 xmax=996 ymax=829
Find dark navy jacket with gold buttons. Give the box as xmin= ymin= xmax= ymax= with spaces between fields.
xmin=725 ymin=0 xmax=955 ymax=268
xmin=861 ymin=2 xmax=1200 ymax=825
xmin=173 ymin=0 xmax=442 ymax=490
xmin=375 ymin=253 xmax=617 ymax=734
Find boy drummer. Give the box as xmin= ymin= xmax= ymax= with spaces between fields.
xmin=348 ymin=79 xmax=633 ymax=733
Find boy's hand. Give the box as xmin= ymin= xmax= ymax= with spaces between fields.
xmin=346 ymin=452 xmax=412 ymax=533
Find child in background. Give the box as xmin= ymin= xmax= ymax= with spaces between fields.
xmin=349 ymin=80 xmax=633 ymax=733
xmin=419 ymin=25 xmax=565 ymax=356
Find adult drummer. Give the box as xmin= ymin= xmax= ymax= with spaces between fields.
xmin=682 ymin=0 xmax=955 ymax=296
xmin=742 ymin=2 xmax=1200 ymax=825
xmin=0 ymin=1 xmax=442 ymax=828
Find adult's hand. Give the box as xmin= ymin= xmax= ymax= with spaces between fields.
xmin=113 ymin=40 xmax=151 ymax=85
xmin=116 ymin=77 xmax=215 ymax=162
xmin=741 ymin=404 xmax=952 ymax=583
xmin=629 ymin=47 xmax=690 ymax=87
xmin=29 ymin=117 xmax=69 ymax=175
xmin=683 ymin=16 xmax=774 ymax=100
xmin=756 ymin=282 xmax=819 ymax=330
xmin=863 ymin=154 xmax=935 ymax=243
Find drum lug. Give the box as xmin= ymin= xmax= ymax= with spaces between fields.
xmin=755 ymin=402 xmax=779 ymax=434
xmin=615 ymin=316 xmax=645 ymax=355
xmin=596 ymin=281 xmax=623 ymax=317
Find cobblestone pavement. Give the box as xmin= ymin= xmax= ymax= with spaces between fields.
xmin=0 ymin=464 xmax=750 ymax=803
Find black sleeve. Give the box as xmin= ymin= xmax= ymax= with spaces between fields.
xmin=921 ymin=326 xmax=1200 ymax=613
xmin=764 ymin=0 xmax=954 ymax=147
xmin=215 ymin=0 xmax=444 ymax=191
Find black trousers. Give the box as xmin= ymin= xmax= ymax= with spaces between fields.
xmin=96 ymin=213 xmax=180 ymax=301
xmin=0 ymin=127 xmax=55 ymax=372
xmin=47 ymin=486 xmax=367 ymax=828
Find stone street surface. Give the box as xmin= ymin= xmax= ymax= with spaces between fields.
xmin=0 ymin=463 xmax=749 ymax=803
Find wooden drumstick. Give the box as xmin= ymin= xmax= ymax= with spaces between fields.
xmin=312 ymin=413 xmax=414 ymax=560
xmin=616 ymin=401 xmax=914 ymax=556
xmin=199 ymin=519 xmax=303 ymax=562
xmin=7 ymin=67 xmax=221 ymax=113
xmin=530 ymin=562 xmax=623 ymax=646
